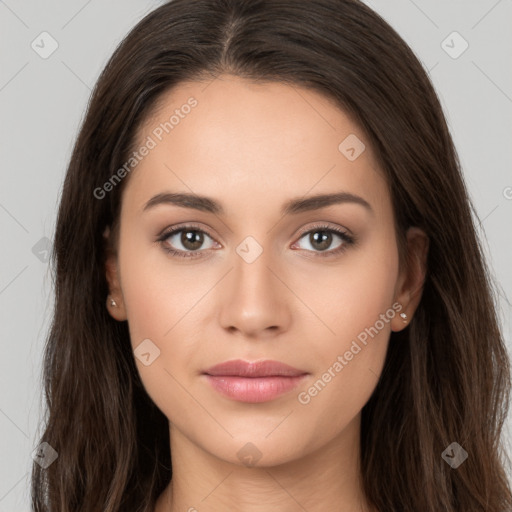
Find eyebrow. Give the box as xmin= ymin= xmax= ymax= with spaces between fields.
xmin=142 ymin=191 xmax=373 ymax=216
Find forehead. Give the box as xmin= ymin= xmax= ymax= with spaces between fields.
xmin=122 ymin=75 xmax=390 ymax=219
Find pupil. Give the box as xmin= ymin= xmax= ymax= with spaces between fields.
xmin=182 ymin=230 xmax=203 ymax=250
xmin=311 ymin=231 xmax=331 ymax=251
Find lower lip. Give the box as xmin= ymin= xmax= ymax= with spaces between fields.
xmin=203 ymin=374 xmax=308 ymax=403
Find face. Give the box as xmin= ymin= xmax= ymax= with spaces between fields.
xmin=105 ymin=74 xmax=424 ymax=468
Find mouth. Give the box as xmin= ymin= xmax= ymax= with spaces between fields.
xmin=202 ymin=359 xmax=309 ymax=403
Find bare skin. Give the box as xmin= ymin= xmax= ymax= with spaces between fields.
xmin=105 ymin=74 xmax=428 ymax=512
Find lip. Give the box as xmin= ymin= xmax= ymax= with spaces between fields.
xmin=202 ymin=359 xmax=309 ymax=403
xmin=204 ymin=359 xmax=307 ymax=377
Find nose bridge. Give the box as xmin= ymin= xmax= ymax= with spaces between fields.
xmin=218 ymin=234 xmax=291 ymax=336
xmin=235 ymin=237 xmax=273 ymax=291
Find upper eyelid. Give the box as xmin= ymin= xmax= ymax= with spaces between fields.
xmin=295 ymin=223 xmax=351 ymax=237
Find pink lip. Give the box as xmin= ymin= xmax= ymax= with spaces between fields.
xmin=202 ymin=359 xmax=309 ymax=403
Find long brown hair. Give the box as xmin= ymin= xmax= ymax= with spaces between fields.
xmin=31 ymin=0 xmax=512 ymax=510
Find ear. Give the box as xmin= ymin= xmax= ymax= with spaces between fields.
xmin=391 ymin=227 xmax=429 ymax=332
xmin=104 ymin=226 xmax=128 ymax=321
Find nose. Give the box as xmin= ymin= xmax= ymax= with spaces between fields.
xmin=218 ymin=244 xmax=292 ymax=339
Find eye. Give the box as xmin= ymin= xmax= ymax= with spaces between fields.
xmin=292 ymin=224 xmax=355 ymax=257
xmin=156 ymin=223 xmax=355 ymax=259
xmin=157 ymin=224 xmax=219 ymax=258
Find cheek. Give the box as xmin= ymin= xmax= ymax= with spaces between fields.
xmin=119 ymin=235 xmax=209 ymax=345
xmin=294 ymin=237 xmax=399 ymax=419
xmin=118 ymin=241 xmax=208 ymax=418
xmin=118 ymin=238 xmax=217 ymax=407
xmin=311 ymin=235 xmax=399 ymax=341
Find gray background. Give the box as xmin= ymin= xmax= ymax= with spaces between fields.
xmin=1 ymin=0 xmax=511 ymax=509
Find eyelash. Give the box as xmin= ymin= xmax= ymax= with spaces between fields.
xmin=156 ymin=223 xmax=355 ymax=259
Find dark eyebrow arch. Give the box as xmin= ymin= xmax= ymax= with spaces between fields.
xmin=281 ymin=192 xmax=372 ymax=215
xmin=142 ymin=191 xmax=373 ymax=216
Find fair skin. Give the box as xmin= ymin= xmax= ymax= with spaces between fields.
xmin=105 ymin=74 xmax=428 ymax=512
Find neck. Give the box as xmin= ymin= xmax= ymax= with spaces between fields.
xmin=155 ymin=413 xmax=374 ymax=512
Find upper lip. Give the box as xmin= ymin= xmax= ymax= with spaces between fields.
xmin=203 ymin=359 xmax=308 ymax=377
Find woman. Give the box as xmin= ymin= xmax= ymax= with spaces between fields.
xmin=31 ymin=0 xmax=512 ymax=511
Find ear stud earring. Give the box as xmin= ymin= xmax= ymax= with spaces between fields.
xmin=109 ymin=296 xmax=118 ymax=307
xmin=400 ymin=312 xmax=408 ymax=323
